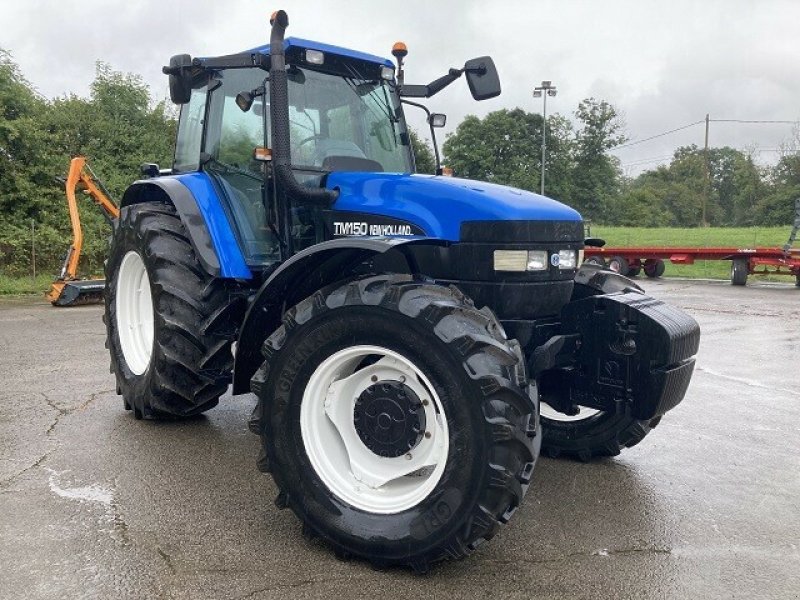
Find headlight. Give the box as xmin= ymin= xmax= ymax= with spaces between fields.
xmin=493 ymin=250 xmax=549 ymax=271
xmin=526 ymin=251 xmax=548 ymax=271
xmin=557 ymin=249 xmax=578 ymax=269
xmin=493 ymin=250 xmax=527 ymax=271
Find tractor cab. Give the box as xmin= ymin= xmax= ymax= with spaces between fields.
xmin=168 ymin=39 xmax=418 ymax=262
xmin=164 ymin=36 xmax=500 ymax=264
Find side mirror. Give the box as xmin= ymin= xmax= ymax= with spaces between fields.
xmin=429 ymin=113 xmax=447 ymax=128
xmin=163 ymin=54 xmax=193 ymax=104
xmin=236 ymin=87 xmax=266 ymax=113
xmin=236 ymin=91 xmax=255 ymax=112
xmin=141 ymin=163 xmax=160 ymax=178
xmin=464 ymin=56 xmax=501 ymax=101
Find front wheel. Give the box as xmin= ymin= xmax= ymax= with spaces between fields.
xmin=539 ymin=403 xmax=661 ymax=461
xmin=250 ymin=275 xmax=539 ymax=570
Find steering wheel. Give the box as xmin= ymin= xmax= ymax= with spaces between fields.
xmin=295 ymin=134 xmax=324 ymax=151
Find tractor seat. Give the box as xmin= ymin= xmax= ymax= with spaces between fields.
xmin=312 ymin=138 xmax=366 ymax=166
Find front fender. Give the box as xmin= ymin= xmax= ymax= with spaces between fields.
xmin=232 ymin=237 xmax=447 ymax=394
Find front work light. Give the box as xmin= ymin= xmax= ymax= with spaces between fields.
xmin=380 ymin=65 xmax=395 ymax=80
xmin=305 ymin=49 xmax=324 ymax=65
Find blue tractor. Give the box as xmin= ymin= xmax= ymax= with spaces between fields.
xmin=104 ymin=10 xmax=700 ymax=571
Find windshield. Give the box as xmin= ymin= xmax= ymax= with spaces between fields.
xmin=284 ymin=66 xmax=412 ymax=173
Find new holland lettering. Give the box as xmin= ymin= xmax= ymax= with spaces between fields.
xmin=333 ymin=222 xmax=413 ymax=236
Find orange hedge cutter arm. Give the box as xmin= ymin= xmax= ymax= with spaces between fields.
xmin=57 ymin=156 xmax=120 ymax=281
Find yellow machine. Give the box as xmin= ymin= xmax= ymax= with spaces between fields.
xmin=46 ymin=156 xmax=119 ymax=306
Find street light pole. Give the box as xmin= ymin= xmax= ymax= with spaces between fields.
xmin=533 ymin=80 xmax=557 ymax=196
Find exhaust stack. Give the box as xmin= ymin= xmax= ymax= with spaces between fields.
xmin=269 ymin=10 xmax=336 ymax=207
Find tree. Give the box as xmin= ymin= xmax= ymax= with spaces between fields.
xmin=442 ymin=108 xmax=576 ymax=196
xmin=0 ymin=56 xmax=177 ymax=277
xmin=570 ymin=98 xmax=626 ymax=219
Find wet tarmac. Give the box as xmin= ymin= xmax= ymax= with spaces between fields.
xmin=1 ymin=279 xmax=798 ymax=599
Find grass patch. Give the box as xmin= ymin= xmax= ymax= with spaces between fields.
xmin=0 ymin=274 xmax=55 ymax=296
xmin=589 ymin=226 xmax=796 ymax=280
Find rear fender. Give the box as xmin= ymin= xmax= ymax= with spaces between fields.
xmin=232 ymin=237 xmax=447 ymax=395
xmin=121 ymin=175 xmax=251 ymax=279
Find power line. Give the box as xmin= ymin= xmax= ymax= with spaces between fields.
xmin=613 ymin=120 xmax=705 ymax=150
xmin=612 ymin=117 xmax=798 ymax=152
xmin=620 ymin=155 xmax=673 ymax=167
xmin=711 ymin=119 xmax=798 ymax=124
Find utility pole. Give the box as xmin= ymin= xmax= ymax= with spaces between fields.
xmin=533 ymin=80 xmax=557 ymax=196
xmin=703 ymin=113 xmax=710 ymax=227
xmin=31 ymin=219 xmax=36 ymax=282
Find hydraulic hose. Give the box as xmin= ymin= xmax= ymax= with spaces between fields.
xmin=269 ymin=10 xmax=336 ymax=206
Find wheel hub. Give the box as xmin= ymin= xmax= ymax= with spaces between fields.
xmin=353 ymin=381 xmax=426 ymax=457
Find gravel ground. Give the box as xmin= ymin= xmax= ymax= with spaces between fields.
xmin=1 ymin=278 xmax=798 ymax=599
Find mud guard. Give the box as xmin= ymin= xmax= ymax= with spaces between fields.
xmin=232 ymin=237 xmax=447 ymax=395
xmin=120 ymin=178 xmax=224 ymax=277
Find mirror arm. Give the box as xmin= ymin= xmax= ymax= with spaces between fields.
xmin=424 ymin=68 xmax=463 ymax=97
xmin=401 ymin=99 xmax=443 ymax=175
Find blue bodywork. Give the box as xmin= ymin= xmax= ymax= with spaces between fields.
xmin=172 ymin=173 xmax=252 ymax=279
xmin=173 ymin=169 xmax=581 ymax=280
xmin=182 ymin=38 xmax=582 ymax=280
xmin=326 ymin=173 xmax=581 ymax=241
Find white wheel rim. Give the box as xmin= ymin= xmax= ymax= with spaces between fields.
xmin=300 ymin=345 xmax=449 ymax=514
xmin=540 ymin=402 xmax=601 ymax=422
xmin=116 ymin=251 xmax=154 ymax=375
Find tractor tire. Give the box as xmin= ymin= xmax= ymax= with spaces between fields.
xmin=627 ymin=264 xmax=642 ymax=277
xmin=250 ymin=274 xmax=539 ymax=571
xmin=539 ymin=404 xmax=662 ymax=461
xmin=104 ymin=201 xmax=245 ymax=419
xmin=644 ymin=259 xmax=666 ymax=278
xmin=607 ymin=255 xmax=629 ymax=276
xmin=731 ymin=259 xmax=748 ymax=286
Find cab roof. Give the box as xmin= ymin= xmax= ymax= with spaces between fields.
xmin=246 ymin=37 xmax=394 ymax=69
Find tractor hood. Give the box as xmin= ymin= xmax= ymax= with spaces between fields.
xmin=325 ymin=172 xmax=582 ymax=242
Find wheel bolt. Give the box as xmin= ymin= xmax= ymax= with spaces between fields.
xmin=405 ymin=453 xmax=412 ymax=460
xmin=371 ymin=375 xmax=378 ymax=382
xmin=422 ymin=399 xmax=429 ymax=406
xmin=424 ymin=431 xmax=431 ymax=439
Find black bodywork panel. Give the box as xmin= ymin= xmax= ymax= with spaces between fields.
xmin=534 ymin=265 xmax=700 ymax=421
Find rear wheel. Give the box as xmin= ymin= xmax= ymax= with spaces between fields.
xmin=250 ymin=275 xmax=539 ymax=570
xmin=539 ymin=403 xmax=661 ymax=461
xmin=731 ymin=259 xmax=748 ymax=286
xmin=104 ymin=201 xmax=245 ymax=419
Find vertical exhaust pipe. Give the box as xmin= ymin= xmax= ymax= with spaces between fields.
xmin=269 ymin=10 xmax=336 ymax=206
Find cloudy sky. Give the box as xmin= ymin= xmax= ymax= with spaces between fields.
xmin=3 ymin=0 xmax=799 ymax=174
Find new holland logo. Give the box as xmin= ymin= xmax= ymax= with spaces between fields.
xmin=333 ymin=222 xmax=413 ymax=236
xmin=550 ymin=253 xmax=560 ymax=267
